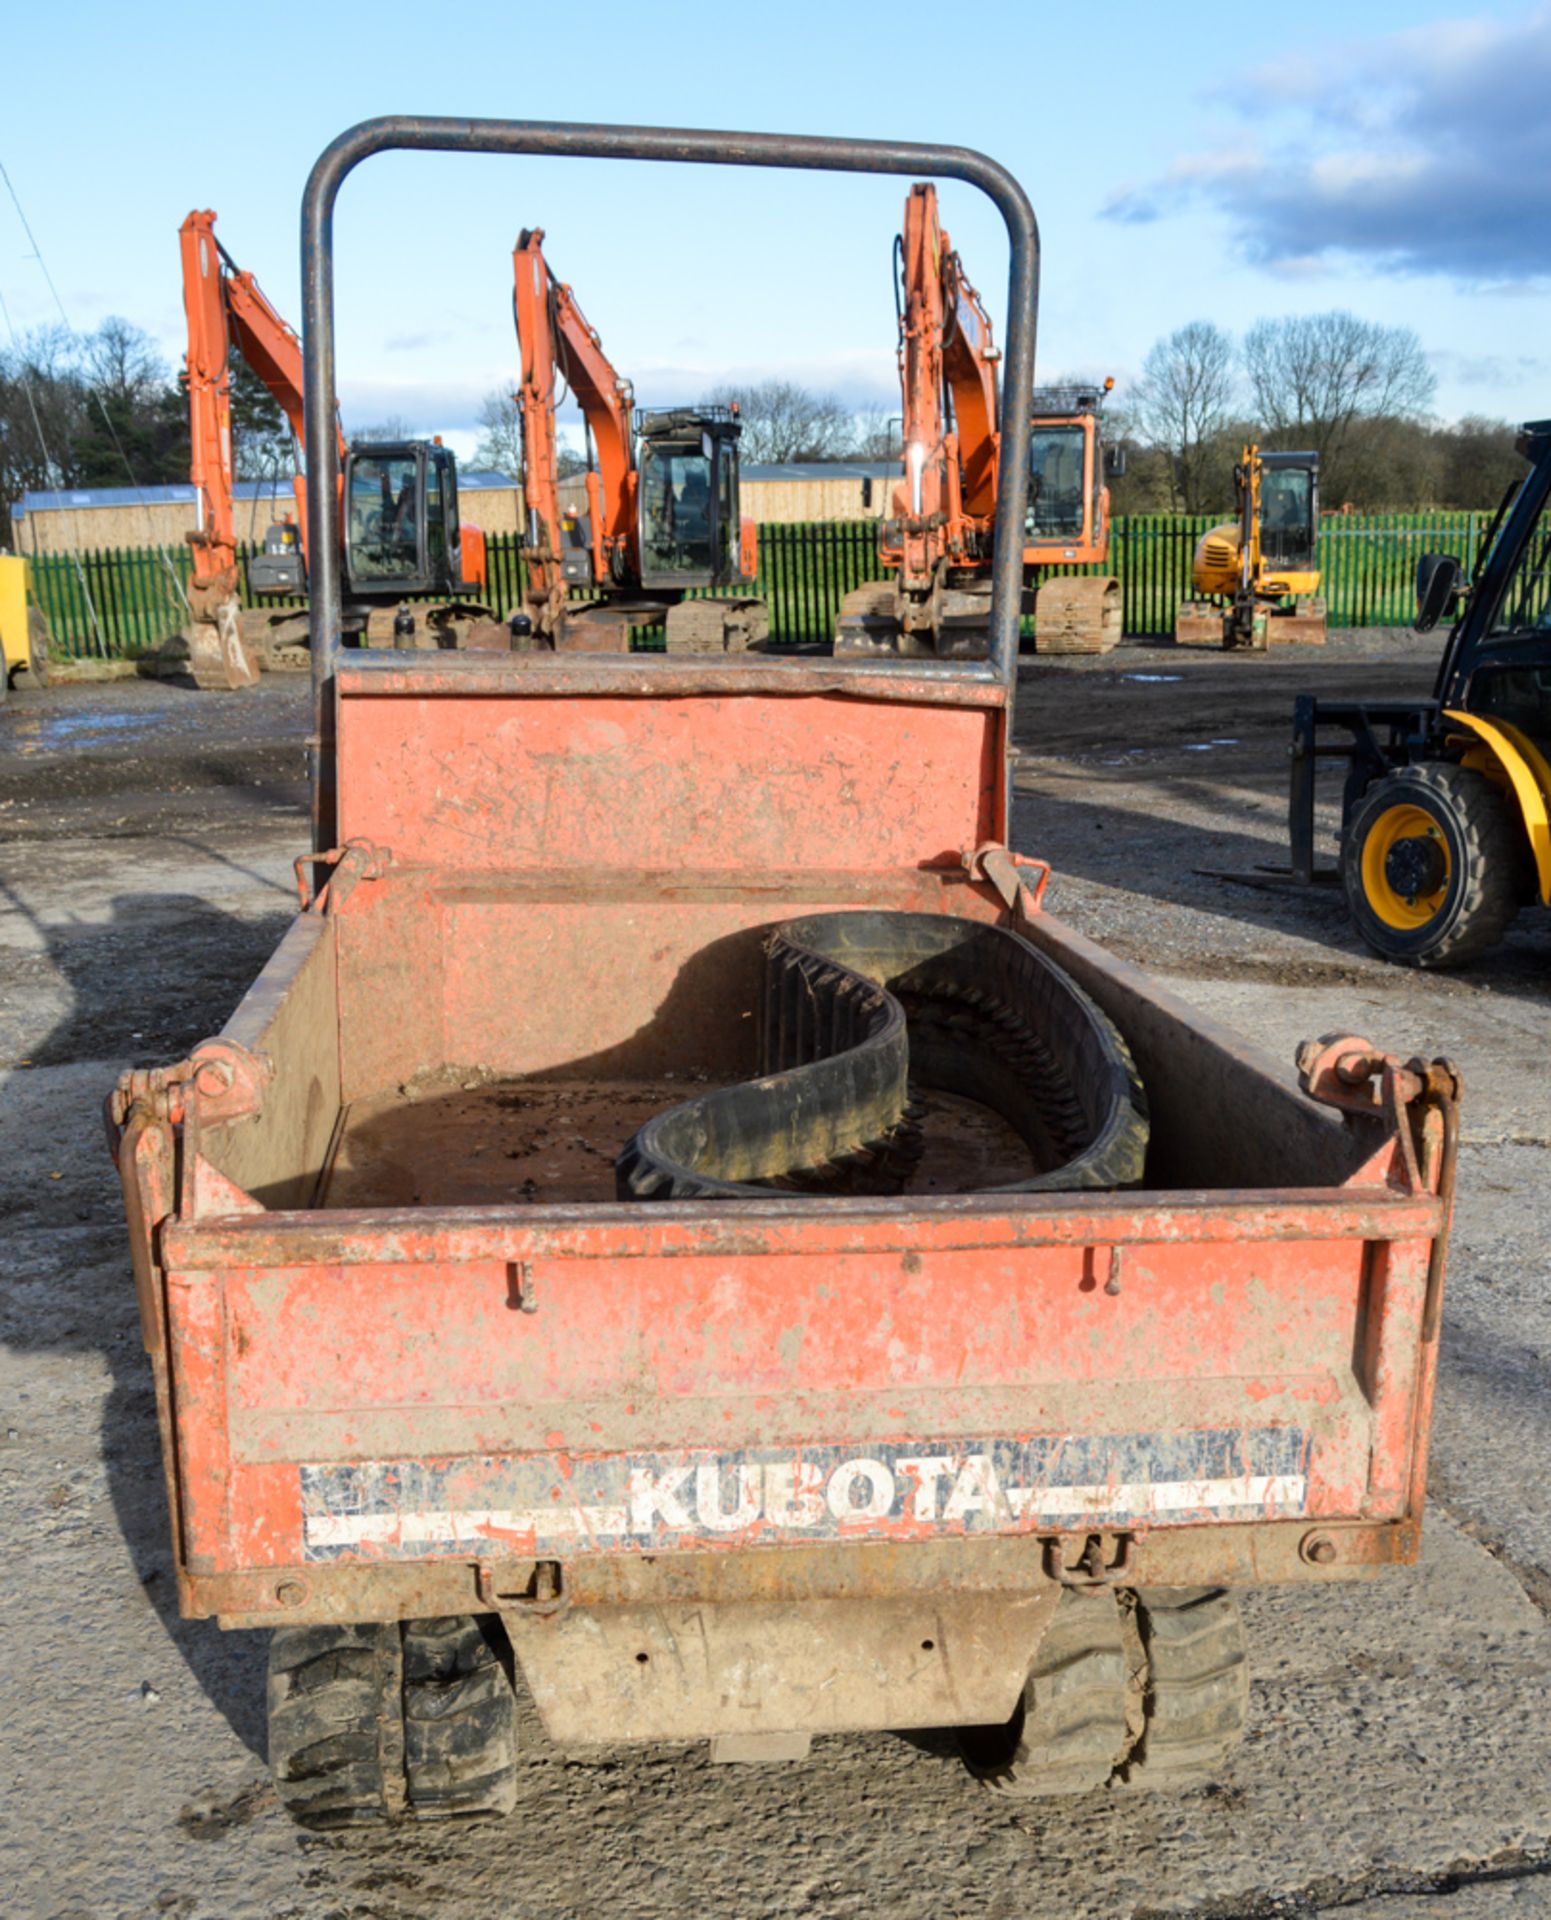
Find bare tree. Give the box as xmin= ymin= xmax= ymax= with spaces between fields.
xmin=73 ymin=318 xmax=186 ymax=488
xmin=472 ymin=390 xmax=522 ymax=473
xmin=701 ymin=380 xmax=854 ymax=463
xmin=472 ymin=387 xmax=595 ymax=479
xmin=850 ymin=406 xmax=900 ymax=461
xmin=1126 ymin=322 xmax=1238 ymax=510
xmin=1 ymin=317 xmax=187 ymax=521
xmin=1242 ymin=311 xmax=1436 ymax=499
xmin=0 ymin=324 xmax=85 ymax=515
xmin=82 ymin=315 xmax=166 ymax=410
xmin=349 ymin=412 xmax=415 ymax=441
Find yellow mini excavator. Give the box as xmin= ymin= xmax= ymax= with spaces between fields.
xmin=1176 ymin=447 xmax=1325 ymax=650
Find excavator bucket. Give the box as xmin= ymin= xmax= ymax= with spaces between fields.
xmin=168 ymin=602 xmax=261 ymax=691
xmin=1267 ymin=596 xmax=1328 ymax=645
xmin=834 ymin=582 xmax=915 ymax=656
xmin=1174 ymin=600 xmax=1229 ymax=649
xmin=1032 ymin=577 xmax=1121 ymax=654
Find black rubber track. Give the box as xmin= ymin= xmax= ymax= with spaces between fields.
xmin=268 ymin=1617 xmax=517 ymax=1831
xmin=1343 ymin=762 xmax=1522 ymax=968
xmin=267 ymin=1622 xmax=406 ymax=1830
xmin=1118 ymin=1588 xmax=1250 ymax=1788
xmin=959 ymin=1590 xmax=1133 ymax=1797
xmin=617 ymin=911 xmax=1148 ymax=1200
xmin=402 ymin=1616 xmax=519 ymax=1820
xmin=958 ymin=1587 xmax=1249 ymax=1798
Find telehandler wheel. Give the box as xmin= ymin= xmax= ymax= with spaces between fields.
xmin=1343 ymin=762 xmax=1521 ymax=968
xmin=957 ymin=1589 xmax=1132 ymax=1797
xmin=267 ymin=1616 xmax=518 ymax=1831
xmin=1116 ymin=1588 xmax=1249 ymax=1789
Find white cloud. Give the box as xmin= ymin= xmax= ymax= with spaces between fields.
xmin=1104 ymin=6 xmax=1551 ymax=285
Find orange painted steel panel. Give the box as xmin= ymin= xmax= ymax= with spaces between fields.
xmin=335 ymin=691 xmax=1002 ymax=875
xmin=330 ymin=870 xmax=1003 ymax=1099
xmin=162 ymin=1192 xmax=1431 ymax=1578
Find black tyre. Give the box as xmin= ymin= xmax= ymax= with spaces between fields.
xmin=1343 ymin=763 xmax=1521 ymax=967
xmin=959 ymin=1590 xmax=1132 ymax=1797
xmin=1118 ymin=1588 xmax=1249 ymax=1789
xmin=268 ymin=1616 xmax=517 ymax=1831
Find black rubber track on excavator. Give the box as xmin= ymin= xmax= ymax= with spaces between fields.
xmin=616 ymin=911 xmax=1148 ymax=1200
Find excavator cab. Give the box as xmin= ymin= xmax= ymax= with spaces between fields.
xmin=1176 ymin=447 xmax=1324 ymax=650
xmin=1025 ymin=386 xmax=1113 ymax=553
xmin=1256 ymin=453 xmax=1319 ymax=572
xmin=344 ymin=441 xmax=474 ymax=598
xmin=1023 ymin=384 xmax=1125 ymax=656
xmin=636 ymin=408 xmax=746 ymax=591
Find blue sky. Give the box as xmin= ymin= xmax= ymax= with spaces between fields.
xmin=3 ymin=0 xmax=1550 ymax=464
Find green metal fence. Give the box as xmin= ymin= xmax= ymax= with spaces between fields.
xmin=25 ymin=512 xmax=1495 ymax=658
xmin=1038 ymin=511 xmax=1493 ymax=636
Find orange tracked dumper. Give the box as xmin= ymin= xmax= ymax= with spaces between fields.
xmin=111 ymin=119 xmax=1460 ymax=1829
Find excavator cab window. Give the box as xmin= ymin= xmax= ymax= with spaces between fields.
xmin=716 ymin=441 xmax=738 ymax=578
xmin=346 ymin=446 xmax=429 ymax=591
xmin=1027 ymin=425 xmax=1087 ymax=538
xmin=639 ymin=438 xmax=717 ymax=586
xmin=1260 ymin=464 xmax=1316 ymax=569
xmin=439 ymin=451 xmax=461 ymax=581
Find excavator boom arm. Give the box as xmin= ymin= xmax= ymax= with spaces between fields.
xmin=179 ymin=212 xmax=239 ymax=585
xmin=179 ymin=211 xmax=346 ymax=590
xmin=513 ymin=229 xmax=637 ymax=628
xmin=889 ymin=184 xmax=1000 ymax=593
xmin=940 ymin=245 xmax=999 ymax=522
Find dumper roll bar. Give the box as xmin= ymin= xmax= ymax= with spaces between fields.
xmin=301 ymin=118 xmax=1041 ymax=847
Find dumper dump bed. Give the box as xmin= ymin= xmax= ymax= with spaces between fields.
xmin=115 ymin=644 xmax=1457 ymax=1749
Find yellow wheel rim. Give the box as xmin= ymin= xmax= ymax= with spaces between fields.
xmin=1360 ymin=803 xmax=1451 ymax=930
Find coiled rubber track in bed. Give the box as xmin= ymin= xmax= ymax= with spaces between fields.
xmin=616 ymin=911 xmax=1148 ymax=1201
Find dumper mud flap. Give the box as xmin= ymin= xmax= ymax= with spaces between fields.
xmin=506 ymin=1587 xmax=1062 ymax=1748
xmin=617 ymin=911 xmax=1148 ymax=1198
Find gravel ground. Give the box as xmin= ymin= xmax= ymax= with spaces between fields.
xmin=1 ymin=634 xmax=1548 ymax=1920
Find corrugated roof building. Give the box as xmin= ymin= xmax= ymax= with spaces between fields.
xmin=6 ymin=462 xmax=896 ymax=557
xmin=8 ymin=473 xmax=523 ymax=556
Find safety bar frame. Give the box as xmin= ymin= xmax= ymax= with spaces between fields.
xmin=301 ymin=118 xmax=1041 ymax=846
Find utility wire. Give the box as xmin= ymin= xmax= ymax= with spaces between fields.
xmin=0 ymin=152 xmax=190 ymax=617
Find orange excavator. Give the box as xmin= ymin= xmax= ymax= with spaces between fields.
xmin=838 ymin=184 xmax=1120 ymax=657
xmin=511 ymin=227 xmax=764 ymax=651
xmin=1026 ymin=382 xmax=1123 ymax=653
xmin=178 ymin=210 xmax=496 ymax=685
